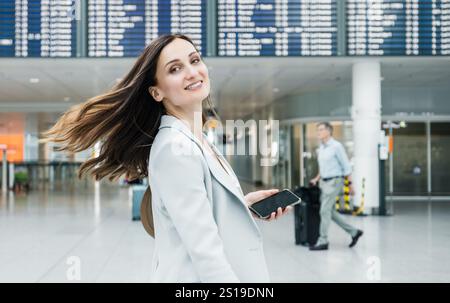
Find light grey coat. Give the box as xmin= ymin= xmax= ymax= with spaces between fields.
xmin=148 ymin=115 xmax=270 ymax=283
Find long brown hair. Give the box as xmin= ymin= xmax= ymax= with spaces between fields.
xmin=40 ymin=34 xmax=217 ymax=237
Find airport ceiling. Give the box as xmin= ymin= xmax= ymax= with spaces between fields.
xmin=0 ymin=56 xmax=450 ymax=123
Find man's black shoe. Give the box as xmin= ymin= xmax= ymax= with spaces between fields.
xmin=349 ymin=230 xmax=363 ymax=248
xmin=309 ymin=243 xmax=329 ymax=251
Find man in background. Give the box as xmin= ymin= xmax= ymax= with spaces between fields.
xmin=309 ymin=122 xmax=363 ymax=251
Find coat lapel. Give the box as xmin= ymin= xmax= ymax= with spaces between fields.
xmin=202 ymin=148 xmax=246 ymax=202
xmin=207 ymin=142 xmax=244 ymax=197
xmin=158 ymin=115 xmax=247 ymax=208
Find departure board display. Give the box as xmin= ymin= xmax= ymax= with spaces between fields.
xmin=217 ymin=0 xmax=338 ymax=56
xmin=347 ymin=0 xmax=450 ymax=55
xmin=88 ymin=0 xmax=207 ymax=57
xmin=0 ymin=0 xmax=78 ymax=57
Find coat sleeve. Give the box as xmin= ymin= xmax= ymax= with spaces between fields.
xmin=150 ymin=134 xmax=240 ymax=283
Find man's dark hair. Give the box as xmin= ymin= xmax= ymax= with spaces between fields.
xmin=317 ymin=122 xmax=333 ymax=135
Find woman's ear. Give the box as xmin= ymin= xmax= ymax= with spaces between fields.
xmin=149 ymin=87 xmax=163 ymax=102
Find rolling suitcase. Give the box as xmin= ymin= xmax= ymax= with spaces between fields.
xmin=293 ymin=186 xmax=321 ymax=246
xmin=131 ymin=185 xmax=147 ymax=221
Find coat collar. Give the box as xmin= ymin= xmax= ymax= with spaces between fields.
xmin=158 ymin=115 xmax=247 ymax=207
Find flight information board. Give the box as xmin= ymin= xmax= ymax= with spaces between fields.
xmin=0 ymin=0 xmax=78 ymax=57
xmin=217 ymin=0 xmax=338 ymax=56
xmin=88 ymin=0 xmax=207 ymax=57
xmin=347 ymin=0 xmax=450 ymax=55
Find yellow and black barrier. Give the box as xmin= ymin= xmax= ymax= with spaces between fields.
xmin=352 ymin=177 xmax=365 ymax=216
xmin=335 ymin=177 xmax=366 ymax=216
xmin=335 ymin=177 xmax=352 ymax=214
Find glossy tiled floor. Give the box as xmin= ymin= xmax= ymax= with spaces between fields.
xmin=1 ymin=181 xmax=449 ymax=283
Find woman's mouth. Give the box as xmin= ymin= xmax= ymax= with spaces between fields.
xmin=184 ymin=80 xmax=203 ymax=91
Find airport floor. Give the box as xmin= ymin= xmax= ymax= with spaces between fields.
xmin=1 ymin=181 xmax=449 ymax=283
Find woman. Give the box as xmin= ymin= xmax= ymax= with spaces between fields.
xmin=42 ymin=34 xmax=290 ymax=283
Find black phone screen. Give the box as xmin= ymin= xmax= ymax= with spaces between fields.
xmin=249 ymin=189 xmax=301 ymax=218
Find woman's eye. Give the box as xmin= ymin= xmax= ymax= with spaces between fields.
xmin=169 ymin=58 xmax=200 ymax=73
xmin=170 ymin=66 xmax=181 ymax=73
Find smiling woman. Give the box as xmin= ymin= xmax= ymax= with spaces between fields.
xmin=39 ymin=34 xmax=289 ymax=283
xmin=148 ymin=38 xmax=211 ymax=124
xmin=39 ymin=34 xmax=213 ymax=183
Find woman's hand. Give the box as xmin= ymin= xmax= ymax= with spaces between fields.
xmin=244 ymin=189 xmax=292 ymax=221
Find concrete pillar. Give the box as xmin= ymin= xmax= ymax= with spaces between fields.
xmin=8 ymin=163 xmax=14 ymax=189
xmin=352 ymin=61 xmax=382 ymax=214
xmin=1 ymin=148 xmax=7 ymax=193
xmin=37 ymin=113 xmax=51 ymax=183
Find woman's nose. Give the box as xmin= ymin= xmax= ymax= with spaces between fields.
xmin=185 ymin=65 xmax=200 ymax=78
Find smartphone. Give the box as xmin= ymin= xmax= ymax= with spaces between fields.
xmin=249 ymin=189 xmax=301 ymax=219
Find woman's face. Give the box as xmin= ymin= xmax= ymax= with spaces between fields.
xmin=151 ymin=38 xmax=210 ymax=110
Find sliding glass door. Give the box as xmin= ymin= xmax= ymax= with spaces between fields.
xmin=391 ymin=123 xmax=428 ymax=196
xmin=431 ymin=123 xmax=450 ymax=196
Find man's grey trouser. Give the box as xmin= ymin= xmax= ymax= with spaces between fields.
xmin=316 ymin=178 xmax=358 ymax=245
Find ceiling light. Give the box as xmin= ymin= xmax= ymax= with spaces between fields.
xmin=29 ymin=78 xmax=39 ymax=84
xmin=272 ymin=88 xmax=280 ymax=93
xmin=63 ymin=97 xmax=70 ymax=102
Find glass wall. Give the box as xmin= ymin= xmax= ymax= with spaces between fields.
xmin=431 ymin=123 xmax=450 ymax=195
xmin=288 ymin=120 xmax=450 ymax=197
xmin=271 ymin=126 xmax=291 ymax=189
xmin=391 ymin=123 xmax=428 ymax=195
